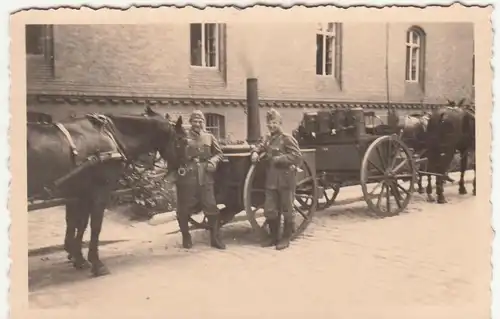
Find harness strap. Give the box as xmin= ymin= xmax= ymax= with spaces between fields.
xmin=36 ymin=115 xmax=128 ymax=200
xmin=87 ymin=113 xmax=128 ymax=162
xmin=54 ymin=123 xmax=79 ymax=160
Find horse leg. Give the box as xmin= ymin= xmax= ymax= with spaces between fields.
xmin=64 ymin=203 xmax=77 ymax=261
xmin=417 ymin=169 xmax=424 ymax=194
xmin=459 ymin=150 xmax=468 ymax=195
xmin=426 ymin=175 xmax=434 ymax=202
xmin=87 ymin=197 xmax=110 ymax=277
xmin=437 ymin=150 xmax=455 ymax=204
xmin=436 ymin=175 xmax=447 ymax=204
xmin=65 ymin=199 xmax=91 ymax=269
xmin=72 ymin=209 xmax=91 ymax=269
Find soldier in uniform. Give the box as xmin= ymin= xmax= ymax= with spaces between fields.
xmin=175 ymin=110 xmax=226 ymax=250
xmin=250 ymin=108 xmax=302 ymax=250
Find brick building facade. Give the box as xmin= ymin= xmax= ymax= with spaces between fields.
xmin=26 ymin=22 xmax=474 ymax=141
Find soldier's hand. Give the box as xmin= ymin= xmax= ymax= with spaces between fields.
xmin=250 ymin=152 xmax=259 ymax=163
xmin=206 ymin=161 xmax=217 ymax=173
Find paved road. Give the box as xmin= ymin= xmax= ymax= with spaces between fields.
xmin=26 ymin=173 xmax=491 ymax=319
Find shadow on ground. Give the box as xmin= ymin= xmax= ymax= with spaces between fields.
xmin=28 ymin=223 xmax=261 ymax=292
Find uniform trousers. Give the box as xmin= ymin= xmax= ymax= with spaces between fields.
xmin=264 ymin=187 xmax=295 ymax=221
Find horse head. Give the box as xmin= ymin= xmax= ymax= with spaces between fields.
xmin=138 ymin=108 xmax=191 ymax=173
xmin=167 ymin=116 xmax=190 ymax=173
xmin=105 ymin=108 xmax=179 ymax=167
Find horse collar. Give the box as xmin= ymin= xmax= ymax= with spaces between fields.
xmin=54 ymin=123 xmax=79 ymax=160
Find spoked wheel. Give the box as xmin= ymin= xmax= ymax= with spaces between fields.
xmin=296 ymin=178 xmax=340 ymax=211
xmin=317 ymin=180 xmax=340 ymax=210
xmin=243 ymin=159 xmax=318 ymax=241
xmin=360 ymin=135 xmax=417 ymax=217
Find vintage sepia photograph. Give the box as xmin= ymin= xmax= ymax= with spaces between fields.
xmin=8 ymin=4 xmax=493 ymax=319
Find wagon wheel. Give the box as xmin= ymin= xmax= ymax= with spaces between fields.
xmin=318 ymin=181 xmax=341 ymax=210
xmin=296 ymin=179 xmax=340 ymax=211
xmin=360 ymin=135 xmax=417 ymax=217
xmin=243 ymin=159 xmax=318 ymax=241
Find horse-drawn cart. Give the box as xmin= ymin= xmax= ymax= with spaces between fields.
xmin=293 ymin=107 xmax=419 ymax=217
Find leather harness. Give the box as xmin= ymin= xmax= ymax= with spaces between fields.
xmin=32 ymin=114 xmax=127 ymax=201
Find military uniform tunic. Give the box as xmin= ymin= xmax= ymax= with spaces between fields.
xmin=251 ymin=131 xmax=302 ymax=220
xmin=176 ymin=129 xmax=223 ymax=217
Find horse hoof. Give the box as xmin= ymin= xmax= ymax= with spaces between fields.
xmin=91 ymin=264 xmax=110 ymax=277
xmin=437 ymin=197 xmax=447 ymax=204
xmin=72 ymin=259 xmax=91 ymax=270
xmin=473 ymin=190 xmax=476 ymax=196
xmin=459 ymin=188 xmax=467 ymax=195
xmin=426 ymin=196 xmax=435 ymax=203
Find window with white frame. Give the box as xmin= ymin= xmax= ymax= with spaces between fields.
xmin=205 ymin=113 xmax=225 ymax=140
xmin=316 ymin=23 xmax=341 ymax=77
xmin=405 ymin=27 xmax=425 ymax=83
xmin=190 ymin=23 xmax=219 ymax=68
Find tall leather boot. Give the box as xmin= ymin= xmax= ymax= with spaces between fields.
xmin=177 ymin=214 xmax=193 ymax=249
xmin=276 ymin=219 xmax=294 ymax=251
xmin=207 ymin=215 xmax=226 ymax=250
xmin=261 ymin=218 xmax=279 ymax=248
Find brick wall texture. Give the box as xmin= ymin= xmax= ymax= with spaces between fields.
xmin=27 ymin=22 xmax=474 ymax=140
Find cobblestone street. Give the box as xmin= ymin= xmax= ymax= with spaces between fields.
xmin=25 ymin=171 xmax=491 ymax=319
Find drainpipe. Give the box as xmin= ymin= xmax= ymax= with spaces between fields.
xmin=385 ymin=23 xmax=398 ymax=128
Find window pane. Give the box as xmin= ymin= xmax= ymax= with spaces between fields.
xmin=411 ymin=47 xmax=419 ymax=81
xmin=204 ymin=24 xmax=217 ymax=67
xmin=26 ymin=25 xmax=44 ymax=55
xmin=206 ymin=114 xmax=223 ymax=139
xmin=190 ymin=24 xmax=202 ymax=66
xmin=327 ymin=23 xmax=334 ymax=32
xmin=405 ymin=46 xmax=411 ymax=80
xmin=316 ymin=34 xmax=324 ymax=75
xmin=406 ymin=30 xmax=411 ymax=43
xmin=325 ymin=35 xmax=334 ymax=75
xmin=412 ymin=31 xmax=419 ymax=44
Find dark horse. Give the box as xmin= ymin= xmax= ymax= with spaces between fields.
xmin=424 ymin=99 xmax=476 ymax=203
xmin=27 ymin=108 xmax=179 ymax=276
xmin=398 ymin=111 xmax=436 ymax=198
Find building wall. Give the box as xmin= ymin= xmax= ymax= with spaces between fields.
xmin=27 ymin=22 xmax=474 ymax=104
xmin=26 ymin=22 xmax=474 ymax=140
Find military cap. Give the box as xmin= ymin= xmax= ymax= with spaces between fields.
xmin=189 ymin=110 xmax=205 ymax=122
xmin=266 ymin=108 xmax=282 ymax=123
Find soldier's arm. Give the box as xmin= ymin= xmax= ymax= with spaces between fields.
xmin=250 ymin=135 xmax=267 ymax=155
xmin=208 ymin=134 xmax=224 ymax=166
xmin=273 ymin=135 xmax=302 ymax=166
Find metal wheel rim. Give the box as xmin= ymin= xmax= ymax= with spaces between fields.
xmin=243 ymin=159 xmax=318 ymax=241
xmin=360 ymin=135 xmax=416 ymax=217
